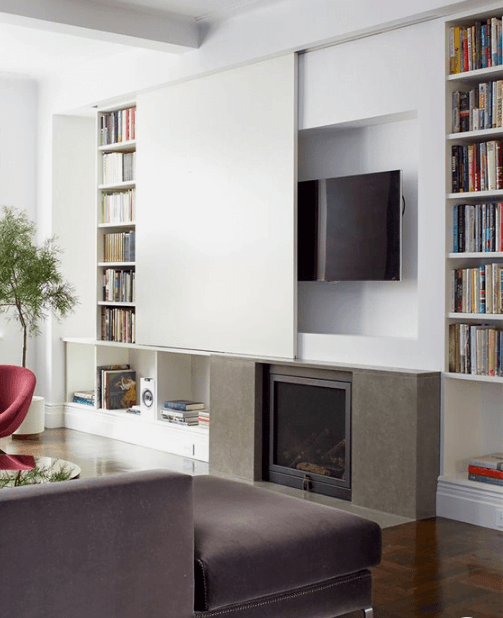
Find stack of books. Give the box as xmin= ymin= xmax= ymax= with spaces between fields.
xmin=161 ymin=400 xmax=205 ymax=426
xmin=468 ymin=453 xmax=503 ymax=487
xmin=72 ymin=390 xmax=95 ymax=406
xmin=198 ymin=410 xmax=210 ymax=427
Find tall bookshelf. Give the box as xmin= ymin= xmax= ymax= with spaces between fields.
xmin=440 ymin=9 xmax=503 ymax=530
xmin=97 ymin=104 xmax=137 ymax=343
xmin=62 ymin=103 xmax=210 ymax=462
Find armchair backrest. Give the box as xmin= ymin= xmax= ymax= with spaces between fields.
xmin=0 ymin=364 xmax=37 ymax=437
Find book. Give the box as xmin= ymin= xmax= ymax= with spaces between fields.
xmin=73 ymin=390 xmax=95 ymax=401
xmin=72 ymin=396 xmax=95 ymax=406
xmin=102 ymin=369 xmax=136 ymax=410
xmin=160 ymin=416 xmax=199 ymax=426
xmin=161 ymin=408 xmax=200 ymax=419
xmin=96 ymin=364 xmax=130 ymax=408
xmin=468 ymin=473 xmax=503 ymax=486
xmin=468 ymin=465 xmax=503 ymax=479
xmin=468 ymin=453 xmax=503 ymax=470
xmin=164 ymin=400 xmax=205 ymax=411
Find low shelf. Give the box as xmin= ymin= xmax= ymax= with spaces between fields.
xmin=437 ymin=474 xmax=503 ymax=531
xmin=65 ymin=403 xmax=209 ymax=461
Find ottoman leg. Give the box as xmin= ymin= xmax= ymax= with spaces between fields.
xmin=362 ymin=609 xmax=374 ymax=617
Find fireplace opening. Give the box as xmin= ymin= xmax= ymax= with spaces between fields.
xmin=265 ymin=371 xmax=351 ymax=500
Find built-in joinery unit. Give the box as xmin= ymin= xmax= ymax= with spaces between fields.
xmin=440 ymin=8 xmax=503 ymax=530
xmin=97 ymin=104 xmax=136 ymax=343
xmin=63 ymin=103 xmax=210 ymax=462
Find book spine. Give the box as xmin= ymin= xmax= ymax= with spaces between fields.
xmin=468 ymin=465 xmax=503 ymax=478
xmin=453 ymin=204 xmax=458 ymax=252
xmin=72 ymin=397 xmax=95 ymax=406
xmin=164 ymin=402 xmax=202 ymax=410
xmin=468 ymin=473 xmax=503 ymax=486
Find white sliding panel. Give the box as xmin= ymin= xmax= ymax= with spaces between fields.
xmin=136 ymin=54 xmax=297 ymax=358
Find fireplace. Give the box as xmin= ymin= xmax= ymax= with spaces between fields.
xmin=265 ymin=369 xmax=351 ymax=500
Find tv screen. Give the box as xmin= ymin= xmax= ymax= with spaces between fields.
xmin=298 ymin=170 xmax=402 ymax=282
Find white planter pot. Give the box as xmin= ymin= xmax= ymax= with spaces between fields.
xmin=13 ymin=395 xmax=45 ymax=439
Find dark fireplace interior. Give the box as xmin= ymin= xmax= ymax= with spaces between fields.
xmin=265 ymin=370 xmax=351 ymax=500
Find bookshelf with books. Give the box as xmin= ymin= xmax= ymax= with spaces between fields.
xmin=441 ymin=8 xmax=503 ymax=530
xmin=97 ymin=104 xmax=136 ymax=344
xmin=64 ymin=339 xmax=211 ymax=462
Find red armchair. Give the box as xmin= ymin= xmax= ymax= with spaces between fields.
xmin=0 ymin=365 xmax=36 ymax=439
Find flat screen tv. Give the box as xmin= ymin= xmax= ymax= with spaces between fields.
xmin=298 ymin=170 xmax=402 ymax=282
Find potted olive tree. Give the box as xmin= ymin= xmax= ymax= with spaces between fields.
xmin=0 ymin=206 xmax=77 ymax=437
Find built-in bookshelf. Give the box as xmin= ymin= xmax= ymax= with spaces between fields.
xmin=62 ymin=103 xmax=210 ymax=462
xmin=97 ymin=104 xmax=136 ymax=344
xmin=441 ymin=9 xmax=503 ymax=531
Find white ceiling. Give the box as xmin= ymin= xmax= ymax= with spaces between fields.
xmin=94 ymin=0 xmax=263 ymax=21
xmin=0 ymin=22 xmax=130 ymax=79
xmin=0 ymin=0 xmax=277 ymax=80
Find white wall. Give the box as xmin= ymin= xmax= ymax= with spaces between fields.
xmin=35 ymin=0 xmax=480 ymax=403
xmin=0 ymin=77 xmax=38 ymax=371
xmin=49 ymin=114 xmax=96 ymax=406
xmin=45 ymin=0 xmax=483 ymax=115
xmin=297 ymin=19 xmax=446 ymax=370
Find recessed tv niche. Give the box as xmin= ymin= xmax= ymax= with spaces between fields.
xmin=298 ymin=170 xmax=403 ymax=282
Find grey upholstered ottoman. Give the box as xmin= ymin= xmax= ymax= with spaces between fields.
xmin=193 ymin=476 xmax=382 ymax=618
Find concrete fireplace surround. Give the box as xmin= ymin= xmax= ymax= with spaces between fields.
xmin=209 ymin=355 xmax=440 ymax=520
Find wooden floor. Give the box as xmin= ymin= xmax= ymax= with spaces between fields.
xmin=2 ymin=429 xmax=502 ymax=618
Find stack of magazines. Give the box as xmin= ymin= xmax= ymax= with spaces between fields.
xmin=468 ymin=452 xmax=503 ymax=486
xmin=160 ymin=400 xmax=205 ymax=426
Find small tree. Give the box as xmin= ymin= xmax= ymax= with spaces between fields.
xmin=0 ymin=206 xmax=78 ymax=368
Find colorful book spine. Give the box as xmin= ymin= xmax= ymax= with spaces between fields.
xmin=468 ymin=473 xmax=503 ymax=486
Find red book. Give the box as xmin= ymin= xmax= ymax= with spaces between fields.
xmin=468 ymin=465 xmax=503 ymax=479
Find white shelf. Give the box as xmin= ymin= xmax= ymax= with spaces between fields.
xmin=437 ymin=474 xmax=503 ymax=531
xmin=98 ymin=181 xmax=135 ymax=190
xmin=444 ymin=372 xmax=503 ymax=384
xmin=98 ymin=261 xmax=135 ymax=267
xmin=447 ymin=252 xmax=503 ymax=259
xmin=447 ymin=189 xmax=503 ymax=199
xmin=65 ymin=403 xmax=209 ymax=462
xmin=98 ymin=222 xmax=136 ymax=228
xmin=447 ymin=127 xmax=503 ymax=141
xmin=98 ymin=301 xmax=136 ymax=307
xmin=448 ymin=65 xmax=503 ymax=82
xmin=157 ymin=418 xmax=209 ymax=436
xmin=447 ymin=312 xmax=503 ymax=320
xmin=63 ymin=337 xmax=211 ymax=356
xmin=440 ymin=472 xmax=503 ymax=494
xmin=98 ymin=140 xmax=136 ymax=152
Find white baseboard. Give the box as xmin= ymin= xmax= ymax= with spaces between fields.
xmin=437 ymin=475 xmax=503 ymax=531
xmin=45 ymin=403 xmax=65 ymax=429
xmin=64 ymin=404 xmax=209 ymax=462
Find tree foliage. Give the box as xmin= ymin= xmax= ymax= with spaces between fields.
xmin=0 ymin=206 xmax=78 ymax=367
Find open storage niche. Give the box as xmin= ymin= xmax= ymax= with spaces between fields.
xmin=64 ymin=339 xmax=210 ymax=462
xmin=297 ymin=112 xmax=419 ymax=340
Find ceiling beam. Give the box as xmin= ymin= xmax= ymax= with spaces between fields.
xmin=0 ymin=0 xmax=199 ymax=53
